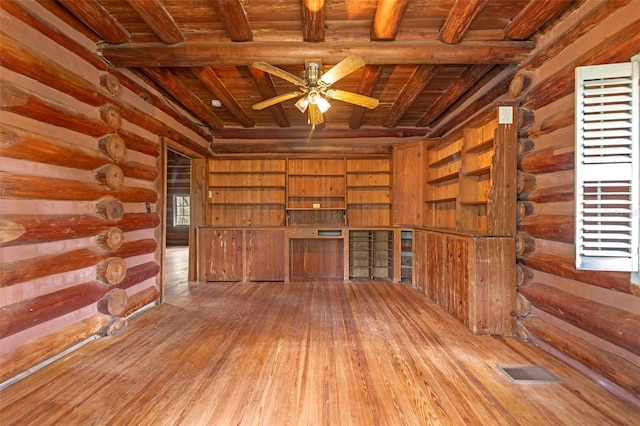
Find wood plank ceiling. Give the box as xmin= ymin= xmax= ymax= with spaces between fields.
xmin=45 ymin=0 xmax=579 ymax=146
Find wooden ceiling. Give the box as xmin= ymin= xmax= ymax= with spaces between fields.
xmin=46 ymin=0 xmax=580 ymax=146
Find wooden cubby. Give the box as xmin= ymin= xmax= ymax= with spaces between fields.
xmin=348 ymin=229 xmax=394 ymax=280
xmin=424 ymin=104 xmax=517 ymax=236
xmin=208 ymin=158 xmax=286 ymax=226
xmin=399 ymin=230 xmax=413 ymax=283
xmin=346 ymin=158 xmax=392 ymax=226
xmin=286 ymin=158 xmax=346 ymax=226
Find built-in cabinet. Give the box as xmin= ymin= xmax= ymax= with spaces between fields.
xmin=197 ymin=228 xmax=284 ymax=282
xmin=413 ymin=229 xmax=515 ymax=336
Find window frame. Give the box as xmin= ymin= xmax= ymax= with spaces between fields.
xmin=574 ymin=56 xmax=639 ymax=272
xmin=173 ymin=194 xmax=191 ymax=227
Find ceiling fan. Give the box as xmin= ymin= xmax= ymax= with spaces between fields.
xmin=251 ymin=55 xmax=379 ymax=126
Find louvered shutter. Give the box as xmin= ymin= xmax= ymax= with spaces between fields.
xmin=575 ymin=60 xmax=639 ymax=271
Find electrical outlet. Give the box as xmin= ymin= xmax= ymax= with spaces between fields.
xmin=313 ymin=203 xmax=320 ymax=209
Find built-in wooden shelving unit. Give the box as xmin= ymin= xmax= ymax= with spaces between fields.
xmin=424 ymin=104 xmax=517 ymax=236
xmin=286 ymin=158 xmax=346 ymax=226
xmin=346 ymin=158 xmax=392 ymax=226
xmin=348 ymin=229 xmax=394 ymax=280
xmin=208 ymin=159 xmax=286 ymax=226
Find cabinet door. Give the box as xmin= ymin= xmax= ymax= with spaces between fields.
xmin=203 ymin=230 xmax=242 ymax=281
xmin=247 ymin=229 xmax=285 ymax=281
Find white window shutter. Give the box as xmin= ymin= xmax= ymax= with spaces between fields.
xmin=575 ymin=60 xmax=639 ymax=271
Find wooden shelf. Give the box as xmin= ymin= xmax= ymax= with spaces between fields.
xmin=459 ymin=200 xmax=488 ymax=206
xmin=466 ymin=137 xmax=494 ymax=154
xmin=288 ymin=173 xmax=344 ymax=177
xmin=287 ymin=207 xmax=345 ymax=211
xmin=464 ymin=165 xmax=491 ymax=177
xmin=288 ymin=195 xmax=345 ymax=198
xmin=428 ymin=150 xmax=462 ymax=168
xmin=211 ymin=202 xmax=286 ymax=206
xmin=210 ymin=185 xmax=286 ymax=189
xmin=425 ymin=196 xmax=457 ymax=204
xmin=426 ymin=170 xmax=459 ymax=184
xmin=209 ymin=171 xmax=285 ymax=175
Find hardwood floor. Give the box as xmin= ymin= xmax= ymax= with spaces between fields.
xmin=1 ymin=247 xmax=638 ymax=425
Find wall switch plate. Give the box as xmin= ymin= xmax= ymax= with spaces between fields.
xmin=498 ymin=106 xmax=513 ymax=124
xmin=313 ymin=203 xmax=320 ymax=208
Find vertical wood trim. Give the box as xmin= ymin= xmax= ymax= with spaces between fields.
xmin=190 ymin=158 xmax=207 ymax=282
xmin=158 ymin=140 xmax=168 ymax=302
xmin=490 ymin=102 xmax=518 ymax=236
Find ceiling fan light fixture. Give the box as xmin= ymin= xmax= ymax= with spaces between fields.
xmin=315 ymin=95 xmax=331 ymax=113
xmin=295 ymin=97 xmax=309 ymax=113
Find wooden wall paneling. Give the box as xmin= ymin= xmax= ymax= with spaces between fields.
xmin=391 ymin=141 xmax=423 ymax=226
xmin=412 ymin=230 xmax=428 ymax=294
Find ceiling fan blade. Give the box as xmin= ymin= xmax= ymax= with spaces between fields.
xmin=308 ymin=103 xmax=324 ymax=126
xmin=325 ymin=89 xmax=379 ymax=109
xmin=252 ymin=91 xmax=304 ymax=110
xmin=251 ymin=62 xmax=307 ymax=87
xmin=318 ymin=55 xmax=366 ymax=87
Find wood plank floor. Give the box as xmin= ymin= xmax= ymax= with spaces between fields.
xmin=1 ymin=247 xmax=638 ymax=425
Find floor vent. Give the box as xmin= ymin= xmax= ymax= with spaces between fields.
xmin=498 ymin=366 xmax=561 ymax=383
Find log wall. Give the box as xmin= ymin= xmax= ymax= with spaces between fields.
xmin=511 ymin=0 xmax=640 ymax=399
xmin=0 ymin=1 xmax=210 ymax=383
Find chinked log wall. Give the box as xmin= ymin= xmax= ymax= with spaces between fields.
xmin=511 ymin=1 xmax=640 ymax=398
xmin=0 ymin=1 xmax=209 ymax=382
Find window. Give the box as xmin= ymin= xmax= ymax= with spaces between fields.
xmin=575 ymin=56 xmax=639 ymax=271
xmin=174 ymin=195 xmax=190 ymax=226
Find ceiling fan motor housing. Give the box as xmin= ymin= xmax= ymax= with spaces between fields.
xmin=302 ymin=63 xmax=322 ymax=86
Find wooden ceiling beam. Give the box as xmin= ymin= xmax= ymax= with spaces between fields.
xmin=440 ymin=0 xmax=488 ymax=44
xmin=383 ymin=65 xmax=437 ymax=128
xmin=142 ymin=68 xmax=224 ymax=130
xmin=125 ymin=0 xmax=184 ymax=44
xmin=416 ymin=64 xmax=494 ymax=127
xmin=371 ymin=0 xmax=409 ymax=40
xmin=505 ymin=0 xmax=575 ymax=40
xmin=58 ymin=0 xmax=130 ymax=43
xmin=98 ymin=40 xmax=535 ymax=67
xmin=247 ymin=67 xmax=291 ymax=128
xmin=349 ymin=65 xmax=383 ymax=129
xmin=301 ymin=0 xmax=325 ymax=42
xmin=427 ymin=65 xmax=513 ymax=138
xmin=209 ymin=0 xmax=253 ymax=42
xmin=192 ymin=67 xmax=255 ymax=128
xmin=211 ymin=128 xmax=426 ymax=140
